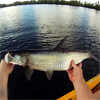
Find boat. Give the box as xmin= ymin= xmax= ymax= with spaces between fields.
xmin=57 ymin=73 xmax=100 ymax=100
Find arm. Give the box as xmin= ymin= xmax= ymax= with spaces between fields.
xmin=73 ymin=77 xmax=94 ymax=99
xmin=0 ymin=60 xmax=14 ymax=100
xmin=93 ymin=89 xmax=100 ymax=99
xmin=0 ymin=71 xmax=8 ymax=100
xmin=67 ymin=60 xmax=94 ymax=100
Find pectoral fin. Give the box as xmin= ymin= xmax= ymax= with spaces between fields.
xmin=25 ymin=66 xmax=34 ymax=81
xmin=46 ymin=71 xmax=53 ymax=80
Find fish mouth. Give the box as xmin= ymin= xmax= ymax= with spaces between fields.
xmin=5 ymin=53 xmax=27 ymax=66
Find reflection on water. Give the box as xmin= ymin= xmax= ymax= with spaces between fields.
xmin=0 ymin=5 xmax=100 ymax=99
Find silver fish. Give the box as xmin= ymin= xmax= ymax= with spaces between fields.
xmin=4 ymin=37 xmax=99 ymax=81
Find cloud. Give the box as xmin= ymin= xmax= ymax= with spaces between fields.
xmin=0 ymin=0 xmax=99 ymax=4
xmin=0 ymin=0 xmax=25 ymax=4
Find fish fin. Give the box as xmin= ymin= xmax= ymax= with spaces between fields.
xmin=54 ymin=36 xmax=68 ymax=50
xmin=25 ymin=66 xmax=34 ymax=81
xmin=46 ymin=71 xmax=53 ymax=80
xmin=89 ymin=52 xmax=100 ymax=63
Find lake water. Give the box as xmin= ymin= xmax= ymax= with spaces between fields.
xmin=0 ymin=4 xmax=100 ymax=99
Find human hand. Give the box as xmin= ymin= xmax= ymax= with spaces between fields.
xmin=67 ymin=60 xmax=83 ymax=84
xmin=0 ymin=59 xmax=14 ymax=76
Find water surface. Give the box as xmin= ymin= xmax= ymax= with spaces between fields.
xmin=0 ymin=5 xmax=100 ymax=99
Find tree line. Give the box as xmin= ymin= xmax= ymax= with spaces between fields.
xmin=0 ymin=0 xmax=100 ymax=10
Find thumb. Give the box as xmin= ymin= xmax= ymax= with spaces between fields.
xmin=71 ymin=60 xmax=77 ymax=69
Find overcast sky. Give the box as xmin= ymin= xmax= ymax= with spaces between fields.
xmin=0 ymin=0 xmax=99 ymax=4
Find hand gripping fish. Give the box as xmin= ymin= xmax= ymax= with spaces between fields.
xmin=4 ymin=37 xmax=99 ymax=81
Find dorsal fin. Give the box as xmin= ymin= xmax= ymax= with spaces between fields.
xmin=54 ymin=36 xmax=68 ymax=50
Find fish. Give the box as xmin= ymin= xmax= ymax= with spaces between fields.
xmin=4 ymin=37 xmax=99 ymax=81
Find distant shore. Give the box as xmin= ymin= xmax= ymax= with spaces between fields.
xmin=0 ymin=0 xmax=100 ymax=10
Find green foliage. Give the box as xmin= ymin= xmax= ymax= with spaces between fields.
xmin=71 ymin=1 xmax=82 ymax=6
xmin=0 ymin=0 xmax=100 ymax=10
xmin=84 ymin=3 xmax=93 ymax=8
xmin=13 ymin=1 xmax=23 ymax=5
xmin=0 ymin=4 xmax=8 ymax=8
xmin=94 ymin=4 xmax=100 ymax=10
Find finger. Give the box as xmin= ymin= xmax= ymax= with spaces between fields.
xmin=8 ymin=63 xmax=14 ymax=67
xmin=0 ymin=60 xmax=6 ymax=67
xmin=1 ymin=59 xmax=5 ymax=63
xmin=71 ymin=60 xmax=77 ymax=69
xmin=11 ymin=64 xmax=14 ymax=68
xmin=0 ymin=60 xmax=3 ymax=66
xmin=67 ymin=70 xmax=70 ymax=73
xmin=9 ymin=63 xmax=13 ymax=66
xmin=67 ymin=69 xmax=73 ymax=74
xmin=3 ymin=59 xmax=8 ymax=64
xmin=81 ymin=69 xmax=83 ymax=75
xmin=1 ymin=59 xmax=7 ymax=65
xmin=68 ymin=72 xmax=73 ymax=79
xmin=78 ymin=63 xmax=82 ymax=68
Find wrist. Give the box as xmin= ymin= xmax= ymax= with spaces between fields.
xmin=73 ymin=76 xmax=85 ymax=86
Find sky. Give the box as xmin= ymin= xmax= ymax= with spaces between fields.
xmin=0 ymin=0 xmax=99 ymax=4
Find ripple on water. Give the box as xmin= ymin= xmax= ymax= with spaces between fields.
xmin=0 ymin=5 xmax=100 ymax=99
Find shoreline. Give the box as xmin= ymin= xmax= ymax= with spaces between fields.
xmin=0 ymin=1 xmax=100 ymax=10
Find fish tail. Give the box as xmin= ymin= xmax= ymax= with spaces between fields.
xmin=88 ymin=52 xmax=100 ymax=63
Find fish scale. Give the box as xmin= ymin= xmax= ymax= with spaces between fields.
xmin=27 ymin=52 xmax=89 ymax=71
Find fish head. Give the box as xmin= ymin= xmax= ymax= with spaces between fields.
xmin=5 ymin=51 xmax=27 ymax=66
